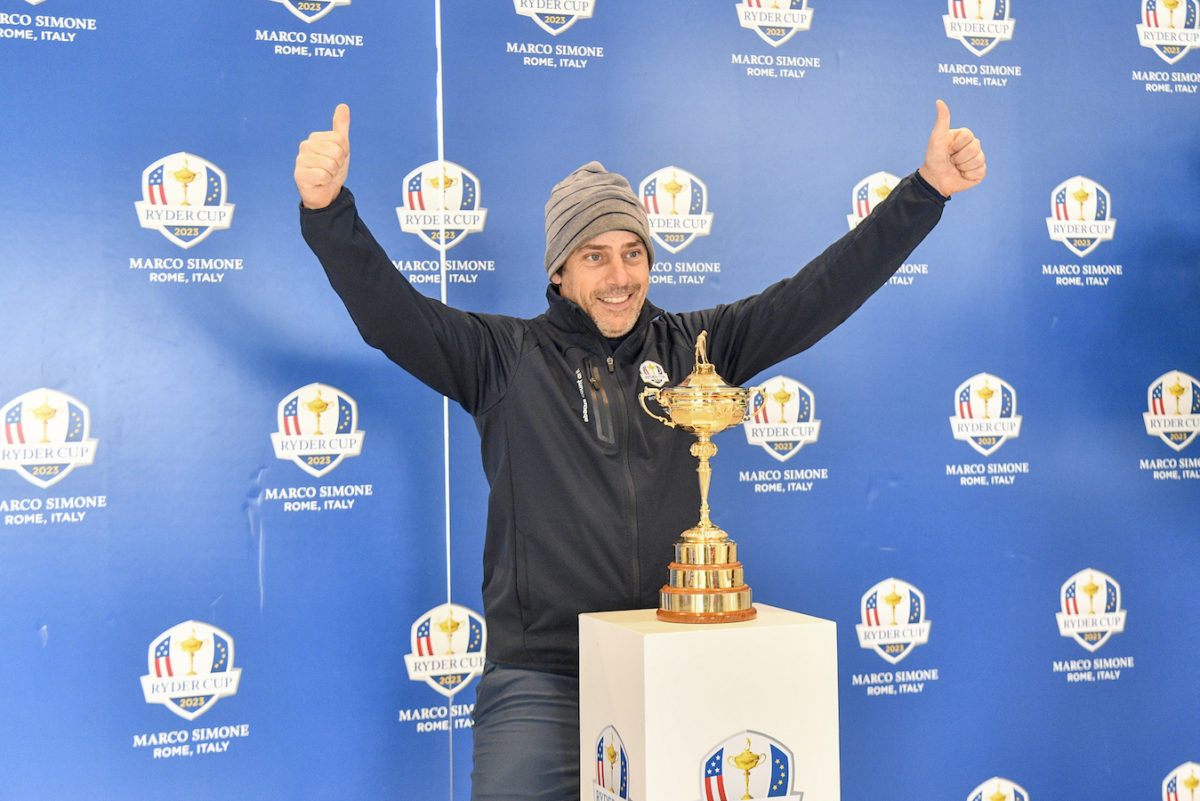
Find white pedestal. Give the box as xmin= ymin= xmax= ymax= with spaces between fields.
xmin=579 ymin=604 xmax=839 ymax=801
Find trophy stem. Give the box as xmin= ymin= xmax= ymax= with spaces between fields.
xmin=692 ymin=435 xmax=720 ymax=537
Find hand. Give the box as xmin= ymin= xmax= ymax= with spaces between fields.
xmin=917 ymin=99 xmax=986 ymax=197
xmin=295 ymin=103 xmax=351 ymax=209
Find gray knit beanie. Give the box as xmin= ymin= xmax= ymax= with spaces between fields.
xmin=544 ymin=161 xmax=655 ymax=279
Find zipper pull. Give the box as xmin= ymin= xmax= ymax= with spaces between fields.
xmin=606 ymin=356 xmax=615 ymax=373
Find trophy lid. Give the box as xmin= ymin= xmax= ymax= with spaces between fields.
xmin=666 ymin=331 xmax=744 ymax=396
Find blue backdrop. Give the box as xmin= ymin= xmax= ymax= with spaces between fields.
xmin=2 ymin=2 xmax=1198 ymax=799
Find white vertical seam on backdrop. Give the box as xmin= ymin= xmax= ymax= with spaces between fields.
xmin=432 ymin=0 xmax=455 ymax=796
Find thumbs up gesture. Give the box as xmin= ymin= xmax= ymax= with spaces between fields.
xmin=918 ymin=99 xmax=986 ymax=197
xmin=295 ymin=103 xmax=351 ymax=209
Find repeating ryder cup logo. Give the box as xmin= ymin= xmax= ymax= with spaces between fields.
xmin=404 ymin=603 xmax=486 ymax=697
xmin=1165 ymin=763 xmax=1200 ymax=801
xmin=699 ymin=731 xmax=803 ymax=800
xmin=639 ymin=166 xmax=714 ymax=255
xmin=513 ymin=0 xmax=595 ymax=35
xmin=268 ymin=0 xmax=350 ymax=23
xmin=968 ymin=778 xmax=1028 ymax=801
xmin=397 ymin=160 xmax=488 ymax=252
xmin=1139 ymin=0 xmax=1199 ymax=64
xmin=1046 ymin=176 xmax=1116 ymax=258
xmin=847 ymin=171 xmax=900 ymax=230
xmin=1144 ymin=371 xmax=1200 ymax=451
xmin=950 ymin=373 xmax=1022 ymax=457
xmin=736 ymin=0 xmax=814 ymax=48
xmin=1056 ymin=568 xmax=1127 ymax=652
xmin=140 ymin=621 xmax=242 ymax=721
xmin=270 ymin=383 xmax=364 ymax=477
xmin=135 ymin=153 xmax=234 ymax=249
xmin=944 ymin=0 xmax=1016 ymax=57
xmin=593 ymin=725 xmax=630 ymax=801
xmin=855 ymin=578 xmax=932 ymax=664
xmin=742 ymin=377 xmax=820 ymax=462
xmin=1 ymin=389 xmax=98 ymax=488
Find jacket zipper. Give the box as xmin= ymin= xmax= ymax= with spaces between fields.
xmin=606 ymin=353 xmax=641 ymax=604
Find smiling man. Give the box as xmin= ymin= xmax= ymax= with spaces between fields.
xmin=296 ymin=101 xmax=984 ymax=801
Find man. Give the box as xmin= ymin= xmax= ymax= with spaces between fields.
xmin=295 ymin=101 xmax=984 ymax=800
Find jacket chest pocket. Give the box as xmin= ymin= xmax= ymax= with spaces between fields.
xmin=582 ymin=357 xmax=617 ymax=448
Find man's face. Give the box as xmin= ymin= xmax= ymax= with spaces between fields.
xmin=552 ymin=229 xmax=651 ymax=338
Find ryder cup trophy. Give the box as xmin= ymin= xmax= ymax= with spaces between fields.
xmin=639 ymin=331 xmax=756 ymax=623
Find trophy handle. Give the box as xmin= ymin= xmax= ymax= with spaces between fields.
xmin=638 ymin=387 xmax=675 ymax=428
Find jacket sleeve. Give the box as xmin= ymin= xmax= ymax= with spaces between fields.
xmin=299 ymin=187 xmax=523 ymax=415
xmin=694 ymin=171 xmax=947 ymax=385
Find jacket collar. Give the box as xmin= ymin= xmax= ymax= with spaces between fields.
xmin=544 ymin=284 xmax=661 ymax=357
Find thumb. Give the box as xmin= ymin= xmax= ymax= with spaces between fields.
xmin=932 ymin=98 xmax=950 ymax=135
xmin=332 ymin=103 xmax=350 ymax=137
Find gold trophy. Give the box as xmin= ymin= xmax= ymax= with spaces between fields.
xmin=639 ymin=331 xmax=756 ymax=623
xmin=171 ymin=159 xmax=198 ymax=206
xmin=179 ymin=628 xmax=205 ymax=676
xmin=31 ymin=396 xmax=58 ymax=444
xmin=727 ymin=738 xmax=766 ymax=801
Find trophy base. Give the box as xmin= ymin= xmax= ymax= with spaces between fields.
xmin=656 ymin=535 xmax=756 ymax=624
xmin=657 ymin=585 xmax=757 ymax=623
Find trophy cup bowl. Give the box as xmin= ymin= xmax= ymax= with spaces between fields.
xmin=638 ymin=332 xmax=757 ymax=623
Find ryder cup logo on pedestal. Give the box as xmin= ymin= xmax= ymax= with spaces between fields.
xmin=0 ymin=388 xmax=98 ymax=488
xmin=735 ymin=0 xmax=813 ymax=48
xmin=698 ymin=731 xmax=804 ymax=800
xmin=1138 ymin=0 xmax=1199 ymax=64
xmin=270 ymin=383 xmax=364 ymax=477
xmin=949 ymin=373 xmax=1022 ymax=457
xmin=404 ymin=603 xmax=486 ymax=697
xmin=513 ymin=0 xmax=595 ymax=35
xmin=968 ymin=777 xmax=1028 ymax=801
xmin=1056 ymin=568 xmax=1127 ymax=652
xmin=943 ymin=0 xmax=1016 ymax=57
xmin=742 ymin=376 xmax=820 ymax=462
xmin=593 ymin=725 xmax=630 ymax=801
xmin=1046 ymin=176 xmax=1116 ymax=258
xmin=847 ymin=172 xmax=901 ymax=230
xmin=134 ymin=153 xmax=234 ymax=249
xmin=639 ymin=166 xmax=714 ymax=255
xmin=1144 ymin=370 xmax=1200 ymax=451
xmin=140 ymin=621 xmax=242 ymax=721
xmin=396 ymin=160 xmax=487 ymax=252
xmin=268 ymin=0 xmax=350 ymax=23
xmin=856 ymin=578 xmax=932 ymax=664
xmin=1164 ymin=763 xmax=1200 ymax=801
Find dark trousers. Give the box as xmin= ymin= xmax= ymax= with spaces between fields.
xmin=470 ymin=661 xmax=581 ymax=801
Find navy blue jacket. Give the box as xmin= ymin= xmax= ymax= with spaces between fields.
xmin=301 ymin=172 xmax=945 ymax=675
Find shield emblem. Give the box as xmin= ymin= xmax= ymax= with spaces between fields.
xmin=949 ymin=373 xmax=1022 ymax=457
xmin=270 ymin=382 xmax=364 ymax=477
xmin=640 ymin=166 xmax=714 ymax=255
xmin=855 ymin=578 xmax=932 ymax=664
xmin=0 ymin=388 xmax=98 ymax=489
xmin=735 ymin=0 xmax=814 ymax=48
xmin=1056 ymin=568 xmax=1127 ymax=652
xmin=134 ymin=152 xmax=234 ymax=249
xmin=1143 ymin=371 xmax=1200 ymax=452
xmin=268 ymin=0 xmax=351 ymax=24
xmin=943 ymin=0 xmax=1015 ymax=58
xmin=140 ymin=620 xmax=242 ymax=721
xmin=404 ymin=603 xmax=487 ymax=697
xmin=513 ymin=0 xmax=596 ymax=35
xmin=397 ymin=160 xmax=488 ymax=252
